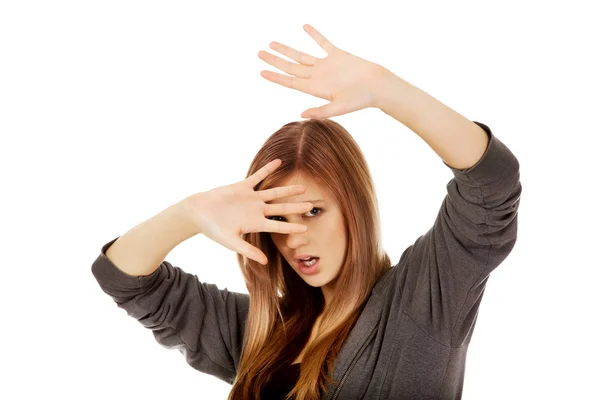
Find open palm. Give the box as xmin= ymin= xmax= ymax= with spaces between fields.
xmin=258 ymin=24 xmax=387 ymax=119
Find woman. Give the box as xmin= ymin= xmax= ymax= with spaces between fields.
xmin=92 ymin=25 xmax=521 ymax=399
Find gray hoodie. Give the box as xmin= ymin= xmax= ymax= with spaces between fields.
xmin=92 ymin=121 xmax=521 ymax=399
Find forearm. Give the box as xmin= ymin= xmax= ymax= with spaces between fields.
xmin=105 ymin=198 xmax=201 ymax=277
xmin=374 ymin=69 xmax=489 ymax=171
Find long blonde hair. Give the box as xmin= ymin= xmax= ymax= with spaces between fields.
xmin=228 ymin=118 xmax=391 ymax=399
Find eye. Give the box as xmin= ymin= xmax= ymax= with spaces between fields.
xmin=268 ymin=207 xmax=322 ymax=222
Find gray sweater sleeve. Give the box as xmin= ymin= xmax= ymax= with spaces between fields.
xmin=91 ymin=237 xmax=250 ymax=384
xmin=400 ymin=121 xmax=521 ymax=347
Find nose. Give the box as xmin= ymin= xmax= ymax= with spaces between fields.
xmin=285 ymin=227 xmax=309 ymax=249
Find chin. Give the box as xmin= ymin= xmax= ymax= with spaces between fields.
xmin=300 ymin=274 xmax=329 ymax=286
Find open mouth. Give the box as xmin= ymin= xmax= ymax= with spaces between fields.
xmin=297 ymin=257 xmax=319 ymax=267
xmin=296 ymin=257 xmax=320 ymax=275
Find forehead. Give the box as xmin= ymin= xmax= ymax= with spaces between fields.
xmin=268 ymin=173 xmax=327 ymax=205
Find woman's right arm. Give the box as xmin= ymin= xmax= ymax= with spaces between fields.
xmin=103 ymin=196 xmax=200 ymax=278
xmin=91 ymin=194 xmax=250 ymax=384
xmin=91 ymin=160 xmax=313 ymax=384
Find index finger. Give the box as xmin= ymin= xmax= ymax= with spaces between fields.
xmin=246 ymin=159 xmax=282 ymax=189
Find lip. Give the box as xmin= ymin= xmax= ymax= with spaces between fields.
xmin=294 ymin=255 xmax=319 ymax=263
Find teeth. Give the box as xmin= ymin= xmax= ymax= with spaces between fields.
xmin=302 ymin=258 xmax=317 ymax=267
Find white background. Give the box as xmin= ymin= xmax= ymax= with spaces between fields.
xmin=1 ymin=1 xmax=598 ymax=399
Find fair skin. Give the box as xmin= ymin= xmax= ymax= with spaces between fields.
xmin=266 ymin=172 xmax=347 ymax=308
xmin=258 ymin=24 xmax=489 ymax=171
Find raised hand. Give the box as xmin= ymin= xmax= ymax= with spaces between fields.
xmin=186 ymin=159 xmax=313 ymax=265
xmin=258 ymin=24 xmax=389 ymax=119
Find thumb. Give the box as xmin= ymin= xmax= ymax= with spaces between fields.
xmin=232 ymin=236 xmax=268 ymax=265
xmin=301 ymin=101 xmax=346 ymax=119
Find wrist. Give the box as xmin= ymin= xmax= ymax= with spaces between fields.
xmin=176 ymin=193 xmax=206 ymax=236
xmin=372 ymin=68 xmax=413 ymax=114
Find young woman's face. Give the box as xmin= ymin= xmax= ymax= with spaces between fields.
xmin=267 ymin=173 xmax=347 ymax=302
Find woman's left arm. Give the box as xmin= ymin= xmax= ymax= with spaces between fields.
xmin=258 ymin=24 xmax=489 ymax=170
